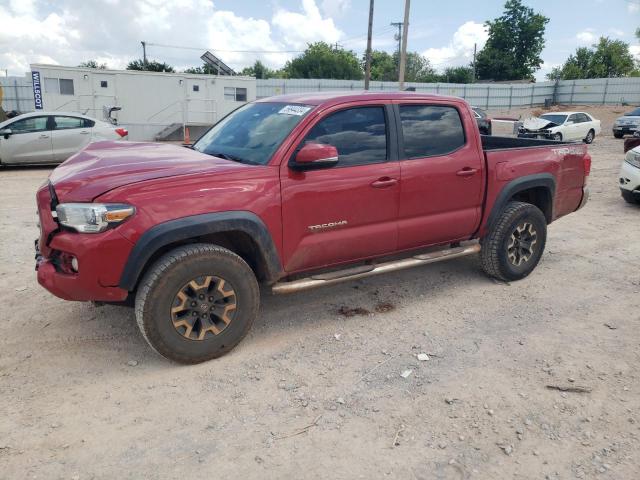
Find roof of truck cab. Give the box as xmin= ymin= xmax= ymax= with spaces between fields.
xmin=256 ymin=91 xmax=464 ymax=107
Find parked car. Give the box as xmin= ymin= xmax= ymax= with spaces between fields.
xmin=472 ymin=107 xmax=492 ymax=135
xmin=518 ymin=111 xmax=601 ymax=143
xmin=613 ymin=107 xmax=640 ymax=138
xmin=35 ymin=92 xmax=590 ymax=364
xmin=620 ymin=144 xmax=640 ymax=204
xmin=0 ymin=112 xmax=128 ymax=165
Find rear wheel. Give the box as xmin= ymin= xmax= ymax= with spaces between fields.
xmin=584 ymin=129 xmax=595 ymax=144
xmin=614 ymin=132 xmax=624 ymax=139
xmin=135 ymin=244 xmax=259 ymax=364
xmin=481 ymin=202 xmax=547 ymax=282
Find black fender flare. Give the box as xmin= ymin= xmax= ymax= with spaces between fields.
xmin=486 ymin=173 xmax=556 ymax=230
xmin=118 ymin=211 xmax=282 ymax=290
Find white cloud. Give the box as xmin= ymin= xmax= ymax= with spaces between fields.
xmin=609 ymin=28 xmax=625 ymax=37
xmin=0 ymin=0 xmax=343 ymax=75
xmin=320 ymin=0 xmax=350 ymax=18
xmin=628 ymin=2 xmax=639 ymax=13
xmin=576 ymin=29 xmax=597 ymax=44
xmin=272 ymin=0 xmax=343 ymax=50
xmin=423 ymin=21 xmax=488 ymax=69
xmin=631 ymin=45 xmax=640 ymax=61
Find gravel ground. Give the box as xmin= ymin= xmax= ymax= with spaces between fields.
xmin=0 ymin=127 xmax=639 ymax=479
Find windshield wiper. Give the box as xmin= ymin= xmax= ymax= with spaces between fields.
xmin=206 ymin=151 xmax=259 ymax=165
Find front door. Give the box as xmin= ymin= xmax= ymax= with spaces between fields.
xmin=395 ymin=102 xmax=484 ymax=249
xmin=0 ymin=115 xmax=52 ymax=164
xmin=51 ymin=115 xmax=92 ymax=162
xmin=280 ymin=104 xmax=400 ymax=273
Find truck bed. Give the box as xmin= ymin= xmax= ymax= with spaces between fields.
xmin=481 ymin=135 xmax=573 ymax=151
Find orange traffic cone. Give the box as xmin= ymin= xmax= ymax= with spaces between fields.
xmin=184 ymin=126 xmax=191 ymax=144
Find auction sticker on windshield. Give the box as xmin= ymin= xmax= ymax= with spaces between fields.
xmin=278 ymin=105 xmax=311 ymax=116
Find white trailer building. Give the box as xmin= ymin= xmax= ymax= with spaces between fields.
xmin=28 ymin=64 xmax=257 ymax=141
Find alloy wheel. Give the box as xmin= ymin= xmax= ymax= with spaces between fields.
xmin=507 ymin=222 xmax=538 ymax=266
xmin=170 ymin=275 xmax=237 ymax=340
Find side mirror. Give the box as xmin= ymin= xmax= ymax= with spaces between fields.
xmin=290 ymin=143 xmax=339 ymax=170
xmin=0 ymin=129 xmax=12 ymax=139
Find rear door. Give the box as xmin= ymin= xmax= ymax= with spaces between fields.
xmin=0 ymin=115 xmax=53 ymax=164
xmin=395 ymin=102 xmax=484 ymax=249
xmin=280 ymin=103 xmax=400 ymax=273
xmin=51 ymin=115 xmax=92 ymax=162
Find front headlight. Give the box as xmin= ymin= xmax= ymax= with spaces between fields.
xmin=56 ymin=203 xmax=135 ymax=233
xmin=625 ymin=150 xmax=640 ymax=169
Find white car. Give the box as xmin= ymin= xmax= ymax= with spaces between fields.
xmin=620 ymin=145 xmax=640 ymax=204
xmin=518 ymin=111 xmax=601 ymax=143
xmin=0 ymin=112 xmax=128 ymax=165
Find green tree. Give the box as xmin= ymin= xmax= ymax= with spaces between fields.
xmin=183 ymin=64 xmax=219 ymax=75
xmin=366 ymin=50 xmax=397 ymax=81
xmin=283 ymin=42 xmax=363 ymax=79
xmin=476 ymin=0 xmax=549 ymax=81
xmin=589 ymin=37 xmax=636 ymax=78
xmin=403 ymin=52 xmax=439 ymax=82
xmin=79 ymin=60 xmax=107 ymax=69
xmin=126 ymin=59 xmax=175 ymax=73
xmin=550 ymin=38 xmax=637 ymax=79
xmin=239 ymin=60 xmax=275 ymax=79
xmin=441 ymin=66 xmax=475 ymax=83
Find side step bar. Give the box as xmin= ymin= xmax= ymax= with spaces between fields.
xmin=272 ymin=243 xmax=481 ymax=295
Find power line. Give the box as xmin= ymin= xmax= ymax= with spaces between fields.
xmin=145 ymin=42 xmax=305 ymax=54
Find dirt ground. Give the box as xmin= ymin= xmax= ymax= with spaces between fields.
xmin=1 ymin=109 xmax=639 ymax=480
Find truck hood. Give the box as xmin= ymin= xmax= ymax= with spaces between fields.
xmin=49 ymin=141 xmax=250 ymax=201
xmin=522 ymin=117 xmax=559 ymax=131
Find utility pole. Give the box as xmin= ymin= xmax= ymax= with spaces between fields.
xmin=364 ymin=0 xmax=374 ymax=90
xmin=390 ymin=21 xmax=403 ymax=78
xmin=398 ymin=0 xmax=410 ymax=89
xmin=472 ymin=42 xmax=477 ymax=83
xmin=141 ymin=41 xmax=147 ymax=66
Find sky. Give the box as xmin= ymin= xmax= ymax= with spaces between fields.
xmin=1 ymin=0 xmax=639 ymax=81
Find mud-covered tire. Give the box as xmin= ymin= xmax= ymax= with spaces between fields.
xmin=135 ymin=244 xmax=259 ymax=364
xmin=480 ymin=202 xmax=547 ymax=282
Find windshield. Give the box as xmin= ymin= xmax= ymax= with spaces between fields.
xmin=625 ymin=108 xmax=640 ymax=116
xmin=539 ymin=114 xmax=567 ymax=125
xmin=193 ymin=102 xmax=313 ymax=165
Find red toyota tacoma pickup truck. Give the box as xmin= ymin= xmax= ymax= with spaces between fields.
xmin=35 ymin=92 xmax=590 ymax=363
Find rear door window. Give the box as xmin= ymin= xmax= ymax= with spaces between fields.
xmin=303 ymin=106 xmax=388 ymax=167
xmin=399 ymin=105 xmax=465 ymax=159
xmin=53 ymin=116 xmax=85 ymax=130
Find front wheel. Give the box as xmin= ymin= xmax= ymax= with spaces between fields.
xmin=135 ymin=244 xmax=260 ymax=364
xmin=552 ymin=133 xmax=563 ymax=141
xmin=614 ymin=132 xmax=624 ymax=139
xmin=481 ymin=202 xmax=547 ymax=282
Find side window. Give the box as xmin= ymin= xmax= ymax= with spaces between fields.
xmin=303 ymin=106 xmax=387 ymax=167
xmin=568 ymin=114 xmax=579 ymax=124
xmin=578 ymin=113 xmax=590 ymax=123
xmin=54 ymin=116 xmax=84 ymax=130
xmin=83 ymin=119 xmax=95 ymax=128
xmin=399 ymin=105 xmax=465 ymax=159
xmin=9 ymin=116 xmax=49 ymax=133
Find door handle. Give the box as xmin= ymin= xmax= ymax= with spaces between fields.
xmin=79 ymin=130 xmax=90 ymax=135
xmin=39 ymin=134 xmax=50 ymax=139
xmin=370 ymin=177 xmax=398 ymax=188
xmin=456 ymin=167 xmax=477 ymax=177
